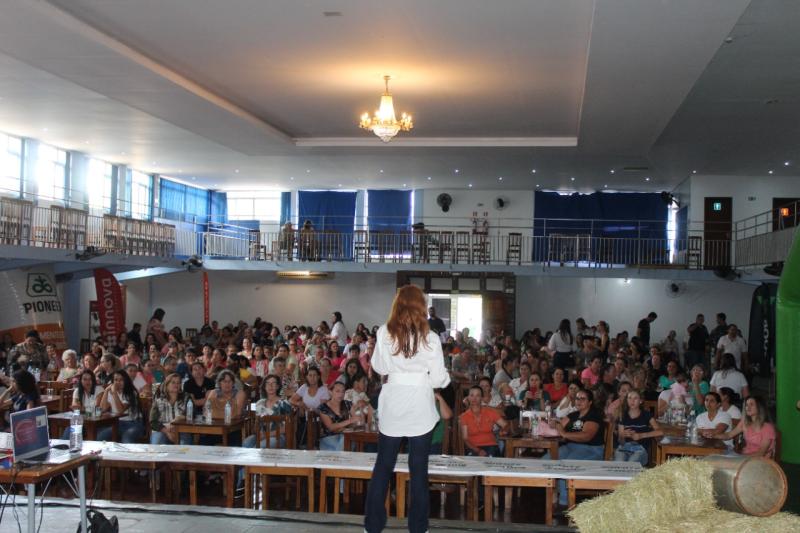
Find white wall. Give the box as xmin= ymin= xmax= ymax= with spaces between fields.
xmin=74 ymin=271 xmax=755 ymax=345
xmin=516 ymin=276 xmax=755 ymax=340
xmin=77 ymin=271 xmax=397 ymax=336
xmin=690 ymin=174 xmax=800 ymax=231
xmin=420 ymin=189 xmax=534 ymax=236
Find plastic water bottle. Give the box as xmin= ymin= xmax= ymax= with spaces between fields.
xmin=685 ymin=413 xmax=695 ymax=438
xmin=204 ymin=402 xmax=212 ymax=425
xmin=186 ymin=398 xmax=194 ymax=424
xmin=531 ymin=416 xmax=539 ymax=437
xmin=224 ymin=400 xmax=232 ymax=424
xmin=69 ymin=410 xmax=83 ymax=452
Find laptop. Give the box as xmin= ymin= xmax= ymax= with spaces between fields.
xmin=10 ymin=406 xmax=72 ymax=464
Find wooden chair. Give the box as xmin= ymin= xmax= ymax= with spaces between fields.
xmin=305 ymin=410 xmax=321 ymax=450
xmin=506 ymin=232 xmax=522 ymax=265
xmin=438 ymin=231 xmax=454 ymax=263
xmin=454 ymin=231 xmax=471 ymax=263
xmin=472 ymin=232 xmax=489 ymax=264
xmin=425 ymin=231 xmax=441 ymax=263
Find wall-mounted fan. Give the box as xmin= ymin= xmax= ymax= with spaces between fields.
xmin=665 ymin=280 xmax=687 ymax=298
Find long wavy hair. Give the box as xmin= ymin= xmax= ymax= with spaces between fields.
xmin=386 ymin=285 xmax=431 ymax=358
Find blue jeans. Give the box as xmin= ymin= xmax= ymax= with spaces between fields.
xmin=97 ymin=420 xmax=145 ymax=444
xmin=150 ymin=430 xmax=192 ymax=445
xmin=319 ymin=433 xmax=344 ymax=451
xmin=546 ymin=442 xmax=604 ymax=505
xmin=614 ymin=442 xmax=648 ymax=466
xmin=365 ymin=429 xmax=432 ymax=533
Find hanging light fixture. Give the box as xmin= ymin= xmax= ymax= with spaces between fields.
xmin=359 ymin=75 xmax=413 ymax=142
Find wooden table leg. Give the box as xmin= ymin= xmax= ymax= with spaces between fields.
xmin=567 ymin=479 xmax=576 ymax=509
xmin=307 ymin=471 xmax=315 ymax=514
xmin=262 ymin=474 xmax=269 ymax=510
xmin=319 ymin=472 xmax=328 ymax=513
xmin=333 ymin=476 xmax=340 ymax=513
xmin=244 ymin=470 xmax=252 ymax=509
xmin=551 ymin=443 xmax=559 ymax=460
xmin=545 ymin=479 xmax=553 ymax=526
xmin=111 ymin=423 xmax=118 ymax=442
xmin=222 ymin=431 xmax=228 ymax=447
xmin=225 ymin=466 xmax=234 ymax=508
xmin=150 ymin=469 xmax=157 ymax=502
xmin=87 ymin=426 xmax=97 ymax=441
xmin=103 ymin=467 xmax=111 ymax=500
xmin=395 ymin=473 xmax=407 ymax=519
xmin=189 ymin=470 xmax=197 ymax=505
xmin=484 ymin=483 xmax=492 ymax=522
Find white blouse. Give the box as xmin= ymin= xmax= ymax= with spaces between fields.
xmin=372 ymin=325 xmax=451 ymax=437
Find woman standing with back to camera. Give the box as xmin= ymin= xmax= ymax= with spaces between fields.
xmin=364 ymin=285 xmax=451 ymax=533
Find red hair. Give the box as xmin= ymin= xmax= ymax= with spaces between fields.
xmin=386 ymin=285 xmax=431 ymax=358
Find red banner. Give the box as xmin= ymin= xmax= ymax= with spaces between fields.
xmin=203 ymin=271 xmax=210 ymax=324
xmin=93 ymin=268 xmax=125 ymax=342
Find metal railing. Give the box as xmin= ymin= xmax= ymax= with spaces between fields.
xmin=0 ymin=199 xmax=794 ymax=270
xmin=0 ymin=197 xmax=176 ymax=257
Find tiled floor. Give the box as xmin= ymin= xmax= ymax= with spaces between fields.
xmin=0 ymin=499 xmax=574 ymax=533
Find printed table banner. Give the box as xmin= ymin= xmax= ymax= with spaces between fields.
xmin=93 ymin=268 xmax=125 ymax=343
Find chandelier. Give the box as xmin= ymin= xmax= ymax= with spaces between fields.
xmin=359 ymin=75 xmax=413 ymax=143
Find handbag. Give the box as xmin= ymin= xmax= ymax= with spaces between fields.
xmin=77 ymin=510 xmax=118 ymax=533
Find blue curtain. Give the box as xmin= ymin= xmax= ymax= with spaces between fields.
xmin=159 ymin=179 xmax=185 ymax=221
xmin=367 ymin=189 xmax=412 ymax=233
xmin=298 ymin=191 xmax=357 ymax=233
xmin=210 ymin=191 xmax=228 ymax=225
xmin=676 ymin=206 xmax=688 ymax=250
xmin=280 ymin=191 xmax=291 ymax=225
xmin=185 ymin=185 xmax=209 ymax=223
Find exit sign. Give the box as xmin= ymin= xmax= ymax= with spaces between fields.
xmin=713 ymin=202 xmax=723 ymax=211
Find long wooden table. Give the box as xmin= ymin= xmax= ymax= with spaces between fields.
xmin=655 ymin=423 xmax=727 ymax=464
xmin=48 ymin=412 xmax=122 ymax=441
xmin=172 ymin=417 xmax=246 ymax=446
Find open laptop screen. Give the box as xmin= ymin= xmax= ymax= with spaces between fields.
xmin=10 ymin=406 xmax=49 ymax=461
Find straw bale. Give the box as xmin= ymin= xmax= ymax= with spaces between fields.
xmin=641 ymin=510 xmax=800 ymax=532
xmin=569 ymin=458 xmax=716 ymax=532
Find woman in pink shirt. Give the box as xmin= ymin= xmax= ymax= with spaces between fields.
xmin=580 ymin=355 xmax=603 ymax=388
xmin=713 ymin=396 xmax=776 ymax=457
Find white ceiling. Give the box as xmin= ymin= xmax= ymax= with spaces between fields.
xmin=0 ymin=0 xmax=795 ymax=193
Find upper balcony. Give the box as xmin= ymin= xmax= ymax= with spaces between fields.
xmin=0 ymin=196 xmax=796 ymax=279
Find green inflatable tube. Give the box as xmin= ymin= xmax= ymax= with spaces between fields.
xmin=777 ymin=228 xmax=800 ymax=464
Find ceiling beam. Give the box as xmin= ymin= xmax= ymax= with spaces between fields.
xmin=294 ymin=137 xmax=578 ymax=148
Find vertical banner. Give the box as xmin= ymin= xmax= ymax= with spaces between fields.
xmin=0 ymin=267 xmax=66 ymax=349
xmin=203 ymin=271 xmax=210 ymax=324
xmin=93 ymin=268 xmax=125 ymax=344
xmin=747 ymin=282 xmax=777 ymax=375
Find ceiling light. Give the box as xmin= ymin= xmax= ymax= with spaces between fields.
xmin=604 ymin=184 xmax=608 ymax=188
xmin=610 ymin=169 xmax=615 ymax=174
xmin=536 ymin=184 xmax=540 ymax=188
xmin=41 ymin=127 xmax=48 ymax=132
xmin=403 ymin=183 xmax=407 ymax=187
xmin=84 ymin=140 xmax=90 ymax=145
xmin=784 ymin=161 xmax=790 ymax=166
xmin=338 ymin=183 xmax=342 ymax=187
xmin=178 ymin=169 xmax=183 ymax=173
xmin=427 ymin=176 xmax=431 ymax=180
xmin=306 ymin=169 xmax=311 ymax=173
xmin=768 ymin=170 xmax=774 ymax=175
xmin=454 ymin=169 xmax=460 ymax=174
xmin=359 ymin=75 xmax=413 ymax=143
xmin=290 ymin=176 xmax=294 ymax=180
xmin=531 ymin=169 xmax=536 ymax=174
xmin=570 ymin=177 xmax=575 ymax=181
xmin=234 ymin=169 xmax=240 ymax=173
xmin=498 ymin=177 xmax=503 ymax=181
xmin=379 ymin=169 xmax=384 ymax=173
xmin=213 ymin=183 xmax=218 ymax=187
xmin=645 ymin=177 xmax=651 ymax=181
xmin=191 ymin=177 xmax=196 ymax=181
xmin=692 ymin=170 xmax=697 ymax=174
xmin=468 ymin=183 xmax=473 ymax=188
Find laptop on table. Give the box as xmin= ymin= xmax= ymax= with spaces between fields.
xmin=10 ymin=406 xmax=72 ymax=464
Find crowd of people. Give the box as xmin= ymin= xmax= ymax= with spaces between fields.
xmin=0 ymin=305 xmax=777 ymax=508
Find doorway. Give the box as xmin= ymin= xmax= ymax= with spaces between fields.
xmin=428 ymin=293 xmax=483 ymax=340
xmin=703 ymin=197 xmax=732 ymax=268
xmin=772 ymin=198 xmax=799 ymax=231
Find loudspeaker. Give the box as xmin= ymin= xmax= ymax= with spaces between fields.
xmin=436 ymin=193 xmax=452 ymax=213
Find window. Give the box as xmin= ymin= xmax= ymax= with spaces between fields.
xmin=130 ymin=170 xmax=152 ymax=220
xmin=0 ymin=132 xmax=22 ymax=197
xmin=34 ymin=143 xmax=67 ymax=202
xmin=227 ymin=190 xmax=282 ymax=221
xmin=86 ymin=158 xmax=113 ymax=213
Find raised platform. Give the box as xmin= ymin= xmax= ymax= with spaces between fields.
xmin=0 ymin=498 xmax=576 ymax=533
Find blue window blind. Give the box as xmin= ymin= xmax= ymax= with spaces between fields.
xmin=297 ymin=191 xmax=357 ymax=233
xmin=210 ymin=191 xmax=228 ymax=225
xmin=280 ymin=191 xmax=291 ymax=225
xmin=159 ymin=178 xmax=210 ymax=223
xmin=366 ymin=189 xmax=412 ymax=233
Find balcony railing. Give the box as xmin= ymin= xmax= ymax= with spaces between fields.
xmin=1 ymin=197 xmax=795 ymax=271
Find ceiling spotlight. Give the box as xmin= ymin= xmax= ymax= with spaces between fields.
xmin=338 ymin=183 xmax=342 ymax=187
xmin=178 ymin=169 xmax=183 ymax=173
xmin=645 ymin=177 xmax=651 ymax=181
xmin=152 ymin=161 xmax=157 ymax=165
xmin=402 ymin=183 xmax=407 ymax=187
xmin=41 ymin=127 xmax=48 ymax=132
xmin=498 ymin=176 xmax=503 ymax=181
xmin=454 ymin=169 xmax=460 ymax=174
xmin=784 ymin=161 xmax=791 ymax=166
xmin=768 ymin=170 xmax=774 ymax=175
xmin=290 ymin=176 xmax=294 ymax=180
xmin=468 ymin=183 xmax=473 ymax=188
xmin=531 ymin=169 xmax=537 ymax=174
xmin=604 ymin=184 xmax=608 ymax=188
xmin=120 ymin=152 xmax=126 ymax=155
xmin=234 ymin=169 xmax=240 ymax=173
xmin=692 ymin=170 xmax=697 ymax=174
xmin=306 ymin=169 xmax=311 ymax=173
xmin=536 ymin=184 xmax=540 ymax=188
xmin=213 ymin=183 xmax=218 ymax=187
xmin=191 ymin=177 xmax=196 ymax=181
xmin=427 ymin=176 xmax=431 ymax=180
xmin=610 ymin=169 xmax=615 ymax=174
xmin=570 ymin=177 xmax=575 ymax=181
xmin=379 ymin=169 xmax=384 ymax=173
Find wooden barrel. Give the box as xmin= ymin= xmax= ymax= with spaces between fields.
xmin=703 ymin=455 xmax=788 ymax=516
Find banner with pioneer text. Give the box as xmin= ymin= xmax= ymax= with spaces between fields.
xmin=93 ymin=268 xmax=125 ymax=343
xmin=0 ymin=267 xmax=66 ymax=349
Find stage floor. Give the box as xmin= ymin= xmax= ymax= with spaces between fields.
xmin=0 ymin=498 xmax=576 ymax=532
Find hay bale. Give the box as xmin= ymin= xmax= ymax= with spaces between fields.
xmin=642 ymin=509 xmax=800 ymax=532
xmin=568 ymin=458 xmax=716 ymax=533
